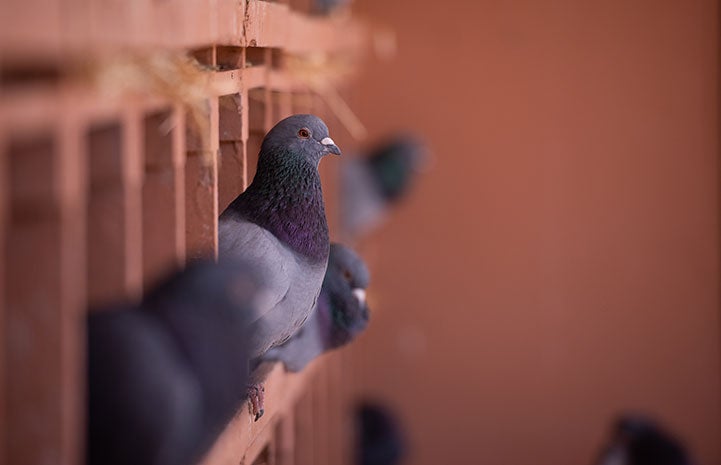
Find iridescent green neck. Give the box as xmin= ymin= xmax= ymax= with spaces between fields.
xmin=229 ymin=148 xmax=329 ymax=261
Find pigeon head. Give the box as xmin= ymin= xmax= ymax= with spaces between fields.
xmin=356 ymin=402 xmax=407 ymax=465
xmin=320 ymin=243 xmax=371 ymax=348
xmin=596 ymin=414 xmax=694 ymax=465
xmin=368 ymin=134 xmax=428 ymax=201
xmin=227 ymin=114 xmax=339 ymax=261
xmin=260 ymin=114 xmax=341 ymax=167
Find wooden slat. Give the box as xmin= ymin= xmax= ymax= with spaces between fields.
xmin=216 ymin=0 xmax=242 ymax=44
xmin=150 ymin=0 xmax=199 ymax=48
xmin=142 ymin=108 xmax=186 ymax=287
xmin=5 ymin=122 xmax=86 ymax=465
xmin=176 ymin=0 xmax=216 ymax=47
xmin=246 ymin=86 xmax=267 ymax=184
xmin=185 ymin=97 xmax=220 ymax=261
xmin=288 ymin=0 xmax=313 ymax=15
xmin=200 ymin=364 xmax=318 ymax=465
xmin=88 ymin=0 xmax=142 ymax=48
xmin=262 ymin=49 xmax=274 ymax=132
xmin=0 ymin=134 xmax=7 ymax=465
xmin=325 ymin=354 xmax=342 ymax=465
xmin=0 ymin=85 xmax=169 ymax=136
xmin=122 ymin=109 xmax=144 ymax=296
xmin=211 ymin=67 xmax=273 ymax=97
xmin=316 ymin=368 xmax=331 ymax=465
xmin=275 ymin=409 xmax=295 ymax=465
xmin=239 ymin=49 xmax=251 ymax=190
xmin=0 ymin=0 xmax=62 ymax=58
xmin=242 ymin=1 xmax=290 ymax=48
xmin=86 ymin=112 xmax=144 ymax=306
xmin=218 ymin=94 xmax=245 ymax=212
xmin=56 ymin=114 xmax=87 ymax=465
xmin=0 ymin=0 xmax=366 ymax=59
xmin=244 ymin=423 xmax=276 ymax=465
xmin=58 ymin=115 xmax=88 ymax=465
xmin=294 ymin=390 xmax=315 ymax=465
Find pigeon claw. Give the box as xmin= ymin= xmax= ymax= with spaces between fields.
xmin=247 ymin=383 xmax=266 ymax=422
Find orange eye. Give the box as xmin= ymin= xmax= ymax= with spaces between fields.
xmin=298 ymin=128 xmax=311 ymax=139
xmin=342 ymin=269 xmax=353 ymax=281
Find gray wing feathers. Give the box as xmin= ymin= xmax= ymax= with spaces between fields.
xmin=218 ymin=218 xmax=291 ymax=325
xmin=261 ymin=309 xmax=325 ymax=373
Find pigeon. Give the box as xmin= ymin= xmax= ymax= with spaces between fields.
xmin=340 ymin=134 xmax=428 ymax=239
xmin=355 ymin=401 xmax=407 ymax=465
xmin=594 ymin=414 xmax=695 ymax=465
xmin=218 ymin=114 xmax=340 ymax=419
xmin=313 ymin=0 xmax=351 ymax=15
xmin=219 ymin=114 xmax=341 ymax=358
xmin=258 ymin=242 xmax=371 ymax=372
xmin=87 ymin=260 xmax=260 ymax=465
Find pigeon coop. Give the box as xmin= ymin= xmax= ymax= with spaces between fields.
xmin=0 ymin=1 xmax=367 ymax=464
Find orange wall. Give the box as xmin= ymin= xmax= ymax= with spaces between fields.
xmin=348 ymin=1 xmax=720 ymax=464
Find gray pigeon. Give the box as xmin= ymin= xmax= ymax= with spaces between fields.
xmin=218 ymin=114 xmax=341 ymax=359
xmin=88 ymin=260 xmax=260 ymax=465
xmin=258 ymin=243 xmax=370 ymax=372
xmin=313 ymin=0 xmax=351 ymax=15
xmin=594 ymin=414 xmax=695 ymax=465
xmin=340 ymin=134 xmax=428 ymax=239
xmin=356 ymin=401 xmax=407 ymax=465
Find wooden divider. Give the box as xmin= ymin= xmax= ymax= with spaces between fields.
xmin=185 ymin=97 xmax=220 ymax=261
xmin=5 ymin=125 xmax=86 ymax=465
xmin=0 ymin=0 xmax=365 ymax=60
xmin=0 ymin=134 xmax=6 ymax=465
xmin=86 ymin=117 xmax=143 ymax=307
xmin=1 ymin=2 xmax=368 ymax=464
xmin=218 ymin=94 xmax=245 ymax=211
xmin=276 ymin=408 xmax=296 ymax=465
xmin=142 ymin=107 xmax=187 ymax=287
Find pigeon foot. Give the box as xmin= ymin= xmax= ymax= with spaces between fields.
xmin=247 ymin=383 xmax=265 ymax=421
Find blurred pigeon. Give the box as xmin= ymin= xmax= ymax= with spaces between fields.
xmin=218 ymin=114 xmax=340 ymax=417
xmin=341 ymin=135 xmax=428 ymax=239
xmin=594 ymin=414 xmax=695 ymax=465
xmin=356 ymin=402 xmax=407 ymax=465
xmin=87 ymin=261 xmax=259 ymax=465
xmin=313 ymin=0 xmax=351 ymax=15
xmin=258 ymin=243 xmax=371 ymax=372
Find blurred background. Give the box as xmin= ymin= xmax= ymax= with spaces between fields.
xmin=1 ymin=0 xmax=719 ymax=465
xmin=348 ymin=1 xmax=720 ymax=464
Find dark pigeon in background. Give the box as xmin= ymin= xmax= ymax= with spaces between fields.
xmin=313 ymin=0 xmax=351 ymax=15
xmin=356 ymin=401 xmax=407 ymax=465
xmin=258 ymin=243 xmax=371 ymax=372
xmin=218 ymin=114 xmax=340 ymax=418
xmin=594 ymin=414 xmax=695 ymax=465
xmin=87 ymin=261 xmax=260 ymax=465
xmin=340 ymin=134 xmax=428 ymax=239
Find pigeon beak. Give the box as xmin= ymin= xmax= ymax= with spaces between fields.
xmin=352 ymin=288 xmax=366 ymax=306
xmin=321 ymin=137 xmax=341 ymax=156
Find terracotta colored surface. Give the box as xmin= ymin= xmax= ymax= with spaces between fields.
xmin=5 ymin=133 xmax=86 ymax=465
xmin=86 ymin=117 xmax=143 ymax=307
xmin=350 ymin=1 xmax=720 ymax=464
xmin=142 ymin=108 xmax=186 ymax=288
xmin=185 ymin=97 xmax=220 ymax=261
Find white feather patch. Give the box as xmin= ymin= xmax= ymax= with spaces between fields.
xmin=352 ymin=288 xmax=366 ymax=305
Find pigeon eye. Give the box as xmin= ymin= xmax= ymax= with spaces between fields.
xmin=342 ymin=269 xmax=353 ymax=282
xmin=298 ymin=128 xmax=311 ymax=139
